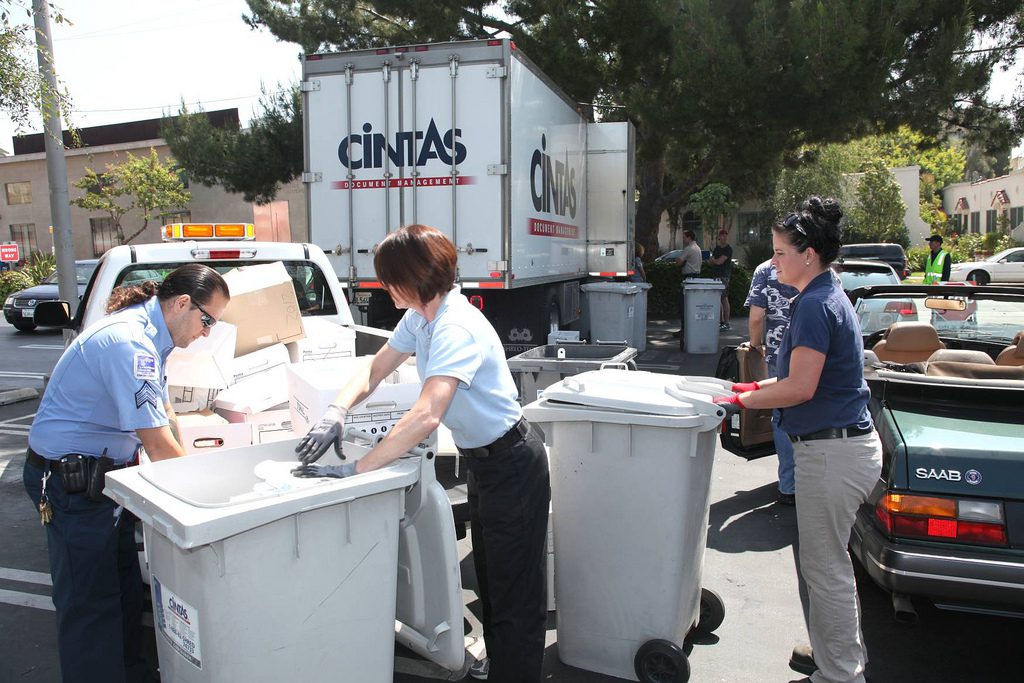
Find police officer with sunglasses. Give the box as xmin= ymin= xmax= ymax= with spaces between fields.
xmin=23 ymin=263 xmax=230 ymax=683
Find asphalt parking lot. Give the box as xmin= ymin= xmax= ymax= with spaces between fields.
xmin=0 ymin=318 xmax=1020 ymax=682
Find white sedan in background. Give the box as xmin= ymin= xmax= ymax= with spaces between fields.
xmin=948 ymin=247 xmax=1024 ymax=285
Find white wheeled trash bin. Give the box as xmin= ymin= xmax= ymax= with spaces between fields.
xmin=104 ymin=440 xmax=419 ymax=683
xmin=524 ymin=369 xmax=733 ymax=682
xmin=682 ymin=278 xmax=725 ymax=354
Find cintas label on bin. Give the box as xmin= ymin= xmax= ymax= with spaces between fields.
xmin=154 ymin=575 xmax=203 ymax=670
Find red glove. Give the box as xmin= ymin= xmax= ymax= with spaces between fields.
xmin=731 ymin=381 xmax=760 ymax=393
xmin=713 ymin=393 xmax=747 ymax=410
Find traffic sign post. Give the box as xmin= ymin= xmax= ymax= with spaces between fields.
xmin=1 ymin=243 xmax=20 ymax=262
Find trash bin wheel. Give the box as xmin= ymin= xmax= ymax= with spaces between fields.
xmin=694 ymin=587 xmax=725 ymax=635
xmin=634 ymin=639 xmax=689 ymax=683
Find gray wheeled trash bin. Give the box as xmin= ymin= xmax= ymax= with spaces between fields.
xmin=581 ymin=282 xmax=648 ymax=350
xmin=507 ymin=343 xmax=637 ymax=405
xmin=524 ymin=369 xmax=732 ymax=682
xmin=682 ymin=278 xmax=725 ymax=354
xmin=104 ymin=440 xmax=418 ymax=683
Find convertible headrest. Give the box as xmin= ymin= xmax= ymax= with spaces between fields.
xmin=882 ymin=322 xmax=942 ymax=352
xmin=926 ymin=349 xmax=995 ymax=365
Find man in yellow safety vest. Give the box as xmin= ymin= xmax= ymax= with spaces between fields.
xmin=923 ymin=234 xmax=951 ymax=284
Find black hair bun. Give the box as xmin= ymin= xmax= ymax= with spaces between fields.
xmin=803 ymin=195 xmax=843 ymax=225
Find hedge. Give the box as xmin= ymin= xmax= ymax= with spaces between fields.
xmin=643 ymin=260 xmax=752 ymax=320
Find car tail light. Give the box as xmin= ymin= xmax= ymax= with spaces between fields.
xmin=875 ymin=493 xmax=1008 ymax=547
xmin=190 ymin=249 xmax=257 ymax=260
xmin=883 ymin=301 xmax=916 ymax=317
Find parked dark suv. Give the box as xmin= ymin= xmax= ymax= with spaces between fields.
xmin=838 ymin=243 xmax=909 ymax=279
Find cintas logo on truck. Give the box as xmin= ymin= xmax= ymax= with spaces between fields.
xmin=331 ymin=119 xmax=474 ymax=190
xmin=528 ymin=133 xmax=580 ymax=239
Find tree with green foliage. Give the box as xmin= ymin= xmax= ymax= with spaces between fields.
xmin=688 ymin=183 xmax=736 ymax=236
xmin=161 ymin=87 xmax=302 ymax=204
xmin=164 ymin=1 xmax=1023 ymax=254
xmin=71 ymin=149 xmax=190 ymax=246
xmin=844 ymin=162 xmax=908 ymax=246
xmin=1 ymin=1 xmax=73 ymax=134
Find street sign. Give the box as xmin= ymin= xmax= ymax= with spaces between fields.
xmin=0 ymin=243 xmax=20 ymax=262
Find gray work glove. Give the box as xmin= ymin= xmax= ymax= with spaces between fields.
xmin=291 ymin=462 xmax=357 ymax=479
xmin=295 ymin=404 xmax=347 ymax=465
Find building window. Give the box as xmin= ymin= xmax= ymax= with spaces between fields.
xmin=985 ymin=209 xmax=997 ymax=233
xmin=4 ymin=182 xmax=32 ymax=205
xmin=161 ymin=210 xmax=191 ymax=225
xmin=90 ymin=217 xmax=119 ymax=256
xmin=969 ymin=211 xmax=980 ymax=234
xmin=736 ymin=211 xmax=774 ymax=244
xmin=1010 ymin=207 xmax=1024 ymax=231
xmin=10 ymin=223 xmax=37 ymax=257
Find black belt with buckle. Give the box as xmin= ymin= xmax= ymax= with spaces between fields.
xmin=790 ymin=425 xmax=873 ymax=443
xmin=457 ymin=418 xmax=531 ymax=459
xmin=26 ymin=448 xmax=133 ymax=473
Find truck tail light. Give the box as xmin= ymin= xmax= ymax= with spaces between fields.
xmin=190 ymin=249 xmax=256 ymax=260
xmin=875 ymin=493 xmax=1007 ymax=547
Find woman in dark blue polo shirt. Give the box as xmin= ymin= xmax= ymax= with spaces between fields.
xmin=715 ymin=197 xmax=882 ymax=683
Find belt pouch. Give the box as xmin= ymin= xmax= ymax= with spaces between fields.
xmin=86 ymin=456 xmax=116 ymax=502
xmin=59 ymin=454 xmax=88 ymax=494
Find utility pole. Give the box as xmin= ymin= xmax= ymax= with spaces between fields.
xmin=32 ymin=0 xmax=76 ymax=341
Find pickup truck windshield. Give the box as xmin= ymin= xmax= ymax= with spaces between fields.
xmin=111 ymin=260 xmax=339 ymax=317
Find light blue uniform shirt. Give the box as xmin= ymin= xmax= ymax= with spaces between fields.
xmin=29 ymin=297 xmax=174 ymax=464
xmin=388 ymin=286 xmax=521 ymax=449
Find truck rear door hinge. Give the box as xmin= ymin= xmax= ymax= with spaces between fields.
xmin=487 ymin=164 xmax=508 ymax=176
xmin=485 ymin=66 xmax=507 ymax=79
xmin=302 ymin=172 xmax=322 ymax=183
xmin=299 ymin=80 xmax=321 ymax=92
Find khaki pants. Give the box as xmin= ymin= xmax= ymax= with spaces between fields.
xmin=793 ymin=432 xmax=882 ymax=683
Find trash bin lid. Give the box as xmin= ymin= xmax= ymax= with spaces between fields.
xmin=683 ymin=278 xmax=725 ymax=290
xmin=538 ymin=369 xmax=727 ymax=418
xmin=581 ymin=282 xmax=641 ymax=294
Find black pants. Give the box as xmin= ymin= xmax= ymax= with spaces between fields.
xmin=467 ymin=424 xmax=550 ymax=683
xmin=23 ymin=457 xmax=152 ymax=683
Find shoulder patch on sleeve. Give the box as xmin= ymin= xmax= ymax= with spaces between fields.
xmin=135 ymin=381 xmax=161 ymax=410
xmin=133 ymin=352 xmax=159 ymax=381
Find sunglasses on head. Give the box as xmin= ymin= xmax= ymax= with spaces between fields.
xmin=192 ymin=300 xmax=216 ymax=328
xmin=783 ymin=212 xmax=808 ymax=237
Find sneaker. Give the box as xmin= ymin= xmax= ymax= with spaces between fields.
xmin=719 ymin=322 xmax=730 ymax=330
xmin=468 ymin=657 xmax=490 ymax=680
xmin=789 ymin=645 xmax=817 ymax=675
xmin=776 ymin=491 xmax=796 ymax=506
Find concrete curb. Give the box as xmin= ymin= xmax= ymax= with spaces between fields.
xmin=0 ymin=388 xmax=39 ymax=406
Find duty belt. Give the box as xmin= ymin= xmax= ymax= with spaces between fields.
xmin=457 ymin=418 xmax=531 ymax=458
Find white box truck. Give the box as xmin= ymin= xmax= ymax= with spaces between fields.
xmin=302 ymin=38 xmax=635 ymax=355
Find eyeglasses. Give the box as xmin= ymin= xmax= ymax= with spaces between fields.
xmin=783 ymin=213 xmax=808 ymax=237
xmin=192 ymin=300 xmax=217 ymax=328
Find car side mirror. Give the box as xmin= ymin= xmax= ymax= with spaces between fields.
xmin=34 ymin=300 xmax=72 ymax=327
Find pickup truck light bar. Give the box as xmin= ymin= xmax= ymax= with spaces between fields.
xmin=162 ymin=223 xmax=255 ymax=241
xmin=190 ymin=249 xmax=257 ymax=260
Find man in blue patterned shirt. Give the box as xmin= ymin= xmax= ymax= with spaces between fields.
xmin=745 ymin=258 xmax=799 ymax=504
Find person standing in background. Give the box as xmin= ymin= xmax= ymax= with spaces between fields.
xmin=673 ymin=230 xmax=702 ymax=346
xmin=708 ymin=230 xmax=734 ymax=330
xmin=744 ymin=258 xmax=799 ymax=505
xmin=923 ymin=234 xmax=951 ymax=284
xmin=629 ymin=243 xmax=647 ymax=283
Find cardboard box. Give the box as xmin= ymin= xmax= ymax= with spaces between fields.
xmin=175 ymin=410 xmax=253 ymax=455
xmin=230 ymin=343 xmax=290 ymax=385
xmin=217 ymin=405 xmax=294 ymax=445
xmin=287 ymin=317 xmax=357 ymax=364
xmin=165 ymin=321 xmax=237 ymax=389
xmin=286 ymin=359 xmax=420 ymax=438
xmin=220 ymin=262 xmax=305 ymax=356
xmin=214 ymin=366 xmax=290 ymax=415
xmin=168 ymin=386 xmax=220 ymax=414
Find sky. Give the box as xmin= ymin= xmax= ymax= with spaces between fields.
xmin=0 ymin=0 xmax=303 ymax=152
xmin=1 ymin=1 xmax=1022 ymax=158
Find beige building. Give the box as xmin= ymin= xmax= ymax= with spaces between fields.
xmin=942 ymin=158 xmax=1024 ymax=242
xmin=0 ymin=110 xmax=307 ymax=262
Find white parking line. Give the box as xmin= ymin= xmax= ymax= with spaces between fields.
xmin=0 ymin=567 xmax=52 ymax=586
xmin=0 ymin=588 xmax=53 ymax=611
xmin=19 ymin=344 xmax=63 ymax=350
xmin=0 ymin=371 xmax=46 ymax=379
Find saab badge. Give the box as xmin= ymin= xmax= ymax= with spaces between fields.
xmin=964 ymin=469 xmax=982 ymax=486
